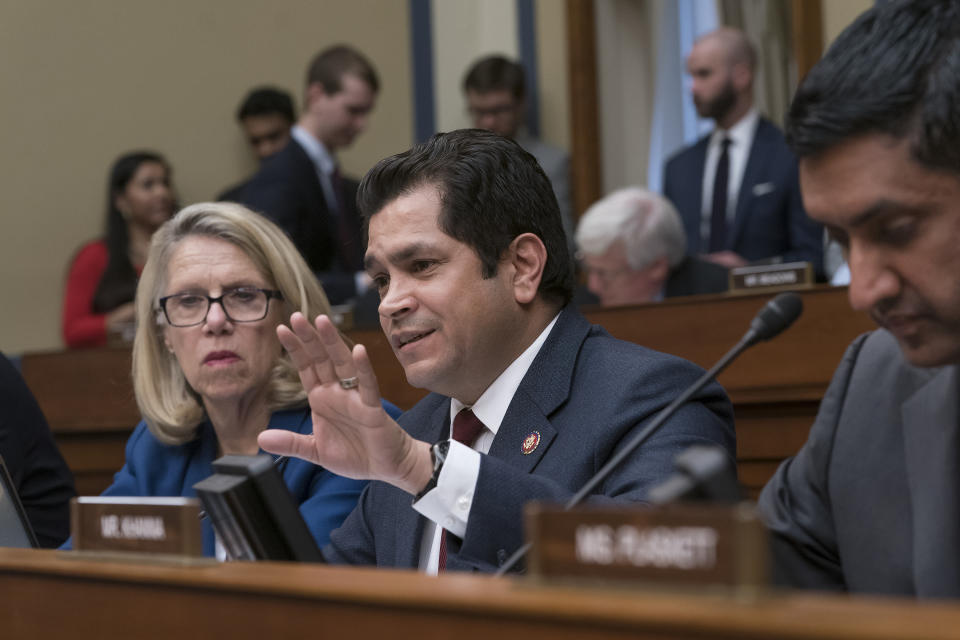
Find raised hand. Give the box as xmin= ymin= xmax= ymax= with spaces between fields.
xmin=258 ymin=312 xmax=432 ymax=494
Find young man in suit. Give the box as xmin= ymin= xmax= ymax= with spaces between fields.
xmin=663 ymin=27 xmax=823 ymax=275
xmin=575 ymin=187 xmax=729 ymax=307
xmin=238 ymin=46 xmax=378 ymax=304
xmin=260 ymin=129 xmax=735 ymax=573
xmin=217 ymin=87 xmax=296 ymax=202
xmin=758 ymin=0 xmax=960 ymax=597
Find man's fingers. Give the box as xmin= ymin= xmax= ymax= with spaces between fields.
xmin=277 ymin=322 xmax=322 ymax=390
xmin=353 ymin=344 xmax=383 ymax=407
xmin=258 ymin=429 xmax=322 ymax=466
xmin=314 ymin=315 xmax=358 ymax=381
xmin=283 ymin=312 xmax=337 ymax=384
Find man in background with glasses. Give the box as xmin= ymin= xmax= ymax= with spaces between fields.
xmin=463 ymin=55 xmax=573 ymax=250
xmin=574 ymin=187 xmax=729 ymax=307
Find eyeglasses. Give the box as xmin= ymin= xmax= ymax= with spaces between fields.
xmin=582 ymin=265 xmax=633 ymax=287
xmin=158 ymin=287 xmax=283 ymax=327
xmin=467 ymin=103 xmax=518 ymax=119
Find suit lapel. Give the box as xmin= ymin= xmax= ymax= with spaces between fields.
xmin=901 ymin=365 xmax=960 ymax=596
xmin=487 ymin=308 xmax=590 ymax=472
xmin=729 ymin=119 xmax=772 ymax=250
xmin=394 ymin=400 xmax=451 ymax=567
xmin=686 ymin=140 xmax=709 ymax=254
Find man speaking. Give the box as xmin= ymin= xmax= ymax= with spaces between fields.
xmin=759 ymin=0 xmax=960 ymax=597
xmin=260 ymin=129 xmax=735 ymax=573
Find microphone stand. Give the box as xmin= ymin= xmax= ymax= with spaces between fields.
xmin=494 ymin=291 xmax=802 ymax=577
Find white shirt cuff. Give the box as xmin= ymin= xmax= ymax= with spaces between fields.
xmin=412 ymin=440 xmax=480 ymax=539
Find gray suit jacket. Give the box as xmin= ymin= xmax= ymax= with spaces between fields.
xmin=515 ymin=133 xmax=573 ymax=246
xmin=758 ymin=330 xmax=960 ymax=597
xmin=324 ymin=306 xmax=735 ymax=572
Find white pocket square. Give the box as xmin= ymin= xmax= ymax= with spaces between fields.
xmin=752 ymin=182 xmax=776 ymax=197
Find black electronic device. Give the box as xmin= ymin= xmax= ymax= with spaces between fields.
xmin=193 ymin=454 xmax=323 ymax=562
xmin=0 ymin=454 xmax=39 ymax=548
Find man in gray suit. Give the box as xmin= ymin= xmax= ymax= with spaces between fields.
xmin=758 ymin=0 xmax=960 ymax=597
xmin=463 ymin=55 xmax=573 ymax=247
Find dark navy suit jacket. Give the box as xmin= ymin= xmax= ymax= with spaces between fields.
xmin=664 ymin=256 xmax=729 ymax=298
xmin=663 ymin=118 xmax=823 ymax=275
xmin=0 ymin=352 xmax=75 ymax=547
xmin=323 ymin=306 xmax=736 ymax=572
xmin=235 ymin=138 xmax=365 ymax=304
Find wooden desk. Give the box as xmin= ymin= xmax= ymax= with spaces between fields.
xmin=1 ymin=548 xmax=958 ymax=639
xmin=21 ymin=287 xmax=874 ymax=496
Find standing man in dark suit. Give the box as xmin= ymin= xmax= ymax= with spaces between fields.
xmin=238 ymin=46 xmax=378 ymax=304
xmin=217 ymin=87 xmax=296 ymax=203
xmin=575 ymin=187 xmax=728 ymax=307
xmin=663 ymin=27 xmax=823 ymax=275
xmin=259 ymin=130 xmax=735 ymax=573
xmin=758 ymin=0 xmax=960 ymax=597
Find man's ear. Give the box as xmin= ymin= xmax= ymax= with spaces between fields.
xmin=647 ymin=256 xmax=670 ymax=283
xmin=508 ymin=233 xmax=547 ymax=304
xmin=305 ymin=82 xmax=331 ymax=108
xmin=731 ymin=62 xmax=751 ymax=92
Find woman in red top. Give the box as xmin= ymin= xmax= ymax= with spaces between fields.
xmin=62 ymin=151 xmax=176 ymax=348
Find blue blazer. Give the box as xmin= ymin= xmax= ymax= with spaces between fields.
xmin=235 ymin=138 xmax=364 ymax=304
xmin=324 ymin=306 xmax=736 ymax=572
xmin=663 ymin=118 xmax=823 ymax=275
xmin=67 ymin=403 xmax=400 ymax=557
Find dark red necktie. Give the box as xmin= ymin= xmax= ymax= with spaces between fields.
xmin=331 ymin=166 xmax=361 ymax=271
xmin=438 ymin=409 xmax=485 ymax=571
xmin=709 ymin=137 xmax=732 ymax=252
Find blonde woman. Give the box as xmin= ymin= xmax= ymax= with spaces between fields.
xmin=81 ymin=202 xmax=399 ymax=556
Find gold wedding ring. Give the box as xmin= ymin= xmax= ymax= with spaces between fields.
xmin=338 ymin=376 xmax=360 ymax=390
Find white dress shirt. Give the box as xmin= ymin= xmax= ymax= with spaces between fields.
xmin=699 ymin=108 xmax=760 ymax=249
xmin=414 ymin=313 xmax=560 ymax=574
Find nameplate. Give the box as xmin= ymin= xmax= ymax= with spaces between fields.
xmin=525 ymin=503 xmax=768 ymax=592
xmin=729 ymin=261 xmax=813 ymax=293
xmin=70 ymin=497 xmax=203 ymax=556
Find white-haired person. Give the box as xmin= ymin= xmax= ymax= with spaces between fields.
xmin=63 ymin=202 xmax=401 ymax=556
xmin=575 ymin=187 xmax=729 ymax=306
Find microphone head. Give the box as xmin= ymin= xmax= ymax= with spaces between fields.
xmin=749 ymin=292 xmax=803 ymax=342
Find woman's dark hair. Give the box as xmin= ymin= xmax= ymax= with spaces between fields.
xmin=92 ymin=151 xmax=170 ymax=313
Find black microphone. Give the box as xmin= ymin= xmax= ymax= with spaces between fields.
xmin=494 ymin=292 xmax=803 ymax=576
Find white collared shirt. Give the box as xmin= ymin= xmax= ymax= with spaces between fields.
xmin=290 ymin=125 xmax=340 ymax=215
xmin=414 ymin=312 xmax=560 ymax=574
xmin=699 ymin=108 xmax=760 ymax=249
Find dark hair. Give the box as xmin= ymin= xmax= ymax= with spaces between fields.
xmin=786 ymin=0 xmax=960 ymax=173
xmin=236 ymin=86 xmax=295 ymax=123
xmin=463 ymin=55 xmax=525 ymax=101
xmin=92 ymin=151 xmax=170 ymax=313
xmin=357 ymin=129 xmax=573 ymax=307
xmin=306 ymin=45 xmax=379 ymax=95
